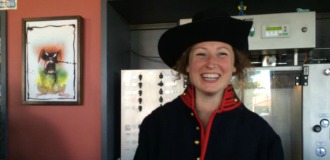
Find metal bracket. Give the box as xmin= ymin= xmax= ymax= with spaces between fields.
xmin=302 ymin=66 xmax=309 ymax=86
xmin=295 ymin=76 xmax=301 ymax=86
xmin=301 ymin=75 xmax=309 ymax=86
xmin=295 ymin=66 xmax=309 ymax=86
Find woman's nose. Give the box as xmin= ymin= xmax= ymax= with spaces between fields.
xmin=205 ymin=55 xmax=217 ymax=69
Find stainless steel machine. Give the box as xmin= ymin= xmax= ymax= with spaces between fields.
xmin=235 ymin=11 xmax=330 ymax=160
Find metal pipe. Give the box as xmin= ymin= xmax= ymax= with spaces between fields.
xmin=294 ymin=49 xmax=298 ymax=65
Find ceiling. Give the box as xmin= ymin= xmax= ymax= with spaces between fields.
xmin=108 ymin=0 xmax=330 ymax=25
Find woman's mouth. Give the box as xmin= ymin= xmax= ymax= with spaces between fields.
xmin=202 ymin=73 xmax=220 ymax=80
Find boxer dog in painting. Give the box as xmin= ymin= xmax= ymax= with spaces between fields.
xmin=37 ymin=48 xmax=68 ymax=97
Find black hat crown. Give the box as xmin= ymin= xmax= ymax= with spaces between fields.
xmin=158 ymin=9 xmax=253 ymax=68
xmin=192 ymin=9 xmax=230 ymax=22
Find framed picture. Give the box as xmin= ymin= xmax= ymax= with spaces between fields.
xmin=22 ymin=16 xmax=83 ymax=104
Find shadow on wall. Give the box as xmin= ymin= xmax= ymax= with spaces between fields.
xmin=8 ymin=110 xmax=71 ymax=160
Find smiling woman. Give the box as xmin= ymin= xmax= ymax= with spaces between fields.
xmin=186 ymin=42 xmax=236 ymax=100
xmin=133 ymin=8 xmax=284 ymax=160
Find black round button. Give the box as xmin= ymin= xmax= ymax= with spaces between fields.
xmin=313 ymin=125 xmax=322 ymax=132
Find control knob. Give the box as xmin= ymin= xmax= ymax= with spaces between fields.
xmin=316 ymin=147 xmax=327 ymax=157
xmin=320 ymin=119 xmax=330 ymax=128
xmin=325 ymin=68 xmax=330 ymax=76
xmin=313 ymin=125 xmax=322 ymax=132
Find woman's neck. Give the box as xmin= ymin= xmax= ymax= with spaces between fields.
xmin=194 ymin=90 xmax=224 ymax=129
xmin=195 ymin=90 xmax=224 ymax=113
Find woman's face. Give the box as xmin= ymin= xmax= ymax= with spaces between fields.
xmin=186 ymin=41 xmax=236 ymax=95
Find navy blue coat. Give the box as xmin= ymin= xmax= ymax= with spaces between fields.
xmin=134 ymin=85 xmax=284 ymax=160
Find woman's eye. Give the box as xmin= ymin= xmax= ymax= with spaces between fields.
xmin=195 ymin=52 xmax=206 ymax=56
xmin=218 ymin=52 xmax=228 ymax=56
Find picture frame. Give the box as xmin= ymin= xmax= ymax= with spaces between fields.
xmin=22 ymin=16 xmax=83 ymax=105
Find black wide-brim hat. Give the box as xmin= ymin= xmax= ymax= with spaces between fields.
xmin=158 ymin=9 xmax=253 ymax=68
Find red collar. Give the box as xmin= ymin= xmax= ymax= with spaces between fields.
xmin=180 ymin=84 xmax=242 ymax=113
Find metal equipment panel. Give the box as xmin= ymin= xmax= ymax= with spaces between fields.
xmin=303 ymin=64 xmax=330 ymax=159
xmin=233 ymin=12 xmax=315 ymax=50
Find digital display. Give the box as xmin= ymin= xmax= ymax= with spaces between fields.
xmin=266 ymin=26 xmax=282 ymax=31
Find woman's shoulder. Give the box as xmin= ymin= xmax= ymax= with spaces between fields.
xmin=141 ymin=96 xmax=187 ymax=122
xmin=236 ymin=105 xmax=278 ymax=133
xmin=150 ymin=96 xmax=186 ymax=114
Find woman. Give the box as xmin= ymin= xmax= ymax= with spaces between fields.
xmin=134 ymin=9 xmax=284 ymax=160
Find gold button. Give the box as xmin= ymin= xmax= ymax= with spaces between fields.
xmin=197 ymin=158 xmax=200 ymax=160
xmin=182 ymin=92 xmax=186 ymax=96
xmin=191 ymin=112 xmax=194 ymax=116
xmin=234 ymin=98 xmax=238 ymax=102
xmin=194 ymin=140 xmax=200 ymax=145
xmin=196 ymin=126 xmax=200 ymax=130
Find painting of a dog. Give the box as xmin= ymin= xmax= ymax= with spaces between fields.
xmin=36 ymin=48 xmax=69 ymax=97
xmin=23 ymin=16 xmax=82 ymax=104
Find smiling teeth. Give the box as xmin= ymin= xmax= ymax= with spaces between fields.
xmin=202 ymin=74 xmax=220 ymax=79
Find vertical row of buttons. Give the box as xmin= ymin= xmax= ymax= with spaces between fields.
xmin=190 ymin=112 xmax=201 ymax=160
xmin=313 ymin=118 xmax=329 ymax=157
xmin=158 ymin=73 xmax=164 ymax=106
xmin=138 ymin=74 xmax=143 ymax=112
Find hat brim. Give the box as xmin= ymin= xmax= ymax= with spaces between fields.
xmin=158 ymin=17 xmax=253 ymax=68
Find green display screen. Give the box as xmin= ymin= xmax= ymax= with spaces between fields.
xmin=266 ymin=26 xmax=282 ymax=31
